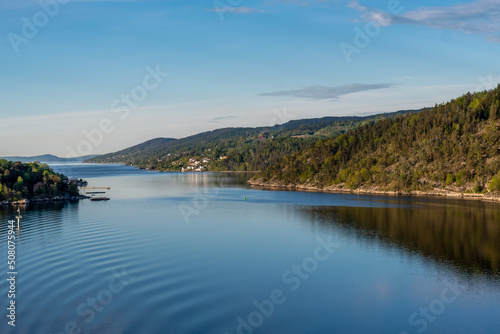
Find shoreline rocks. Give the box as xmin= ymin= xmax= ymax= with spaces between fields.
xmin=248 ymin=178 xmax=500 ymax=204
xmin=0 ymin=194 xmax=90 ymax=206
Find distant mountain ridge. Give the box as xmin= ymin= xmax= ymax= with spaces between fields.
xmin=85 ymin=109 xmax=423 ymax=171
xmin=0 ymin=154 xmax=97 ymax=163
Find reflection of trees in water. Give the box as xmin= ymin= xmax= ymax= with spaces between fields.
xmin=0 ymin=202 xmax=80 ymax=247
xmin=1 ymin=201 xmax=77 ymax=217
xmin=0 ymin=201 xmax=77 ymax=217
xmin=301 ymin=203 xmax=500 ymax=275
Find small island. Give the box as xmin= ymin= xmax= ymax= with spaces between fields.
xmin=0 ymin=160 xmax=87 ymax=206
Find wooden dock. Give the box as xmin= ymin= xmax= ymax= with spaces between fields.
xmin=79 ymin=186 xmax=111 ymax=200
xmin=90 ymin=197 xmax=110 ymax=201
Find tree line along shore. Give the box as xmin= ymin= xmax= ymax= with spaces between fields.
xmin=0 ymin=160 xmax=87 ymax=206
xmin=250 ymin=86 xmax=500 ymax=202
xmin=8 ymin=86 xmax=500 ymax=205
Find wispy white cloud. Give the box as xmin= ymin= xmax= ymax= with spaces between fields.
xmin=207 ymin=115 xmax=240 ymax=123
xmin=487 ymin=35 xmax=500 ymax=44
xmin=351 ymin=0 xmax=500 ymax=42
xmin=259 ymin=83 xmax=393 ymax=100
xmin=347 ymin=0 xmax=367 ymax=12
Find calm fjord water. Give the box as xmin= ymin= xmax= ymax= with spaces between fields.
xmin=1 ymin=164 xmax=499 ymax=334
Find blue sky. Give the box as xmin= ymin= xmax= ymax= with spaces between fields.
xmin=0 ymin=0 xmax=499 ymax=156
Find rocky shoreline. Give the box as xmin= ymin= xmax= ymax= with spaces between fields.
xmin=248 ymin=178 xmax=500 ymax=203
xmin=0 ymin=194 xmax=90 ymax=206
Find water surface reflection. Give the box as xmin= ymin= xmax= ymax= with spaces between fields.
xmin=301 ymin=201 xmax=500 ymax=277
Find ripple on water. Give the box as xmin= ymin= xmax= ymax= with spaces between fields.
xmin=1 ymin=166 xmax=499 ymax=334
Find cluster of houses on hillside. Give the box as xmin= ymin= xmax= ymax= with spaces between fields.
xmin=181 ymin=157 xmax=210 ymax=172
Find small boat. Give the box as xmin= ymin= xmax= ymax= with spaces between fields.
xmin=90 ymin=197 xmax=110 ymax=201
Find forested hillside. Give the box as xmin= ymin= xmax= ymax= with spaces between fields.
xmin=86 ymin=110 xmax=418 ymax=171
xmin=253 ymin=86 xmax=500 ymax=194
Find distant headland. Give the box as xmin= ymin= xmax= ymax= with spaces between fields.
xmin=0 ymin=154 xmax=97 ymax=164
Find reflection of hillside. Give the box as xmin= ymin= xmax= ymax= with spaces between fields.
xmin=177 ymin=172 xmax=254 ymax=188
xmin=301 ymin=203 xmax=500 ymax=275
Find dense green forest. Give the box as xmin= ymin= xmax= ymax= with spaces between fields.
xmin=87 ymin=110 xmax=418 ymax=171
xmin=0 ymin=160 xmax=80 ymax=202
xmin=255 ymin=86 xmax=500 ymax=194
